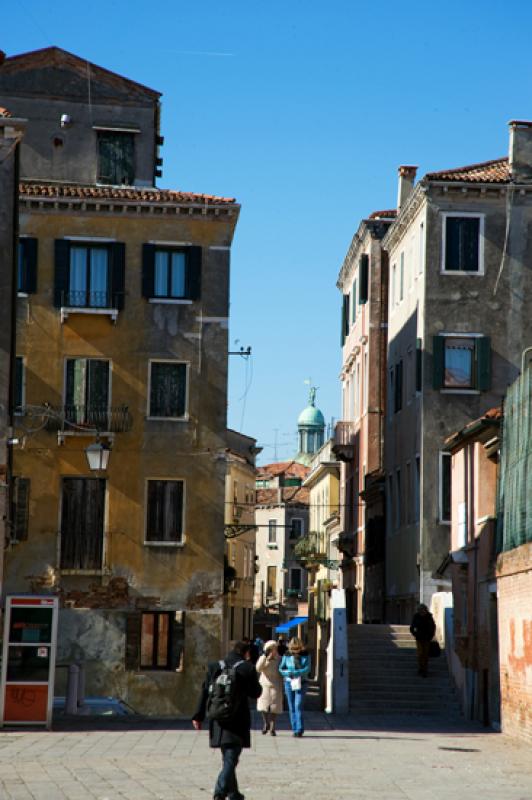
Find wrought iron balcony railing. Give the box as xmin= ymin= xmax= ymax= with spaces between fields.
xmin=60 ymin=290 xmax=122 ymax=309
xmin=45 ymin=405 xmax=133 ymax=433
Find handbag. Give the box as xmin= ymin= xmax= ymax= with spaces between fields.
xmin=429 ymin=640 xmax=441 ymax=658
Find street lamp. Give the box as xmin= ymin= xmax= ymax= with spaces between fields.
xmin=84 ymin=438 xmax=111 ymax=471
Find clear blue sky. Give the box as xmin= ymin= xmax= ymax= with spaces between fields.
xmin=5 ymin=0 xmax=532 ymax=463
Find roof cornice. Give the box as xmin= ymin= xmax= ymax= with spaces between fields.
xmin=337 ymin=217 xmax=393 ymax=289
xmin=382 ymin=182 xmax=426 ymax=253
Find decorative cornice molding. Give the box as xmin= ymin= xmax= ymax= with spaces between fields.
xmin=337 ymin=218 xmax=393 ymax=290
xmin=382 ymin=182 xmax=427 ymax=253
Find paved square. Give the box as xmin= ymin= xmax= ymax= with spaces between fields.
xmin=0 ymin=712 xmax=531 ymax=800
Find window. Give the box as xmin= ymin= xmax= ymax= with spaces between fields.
xmin=60 ymin=478 xmax=105 ymax=570
xmin=443 ymin=214 xmax=483 ymax=273
xmin=395 ymin=469 xmax=402 ymax=529
xmin=54 ymin=240 xmax=125 ymax=311
xmin=11 ymin=477 xmax=30 ymax=541
xmin=14 ymin=357 xmax=24 ymax=413
xmin=341 ymin=293 xmax=350 ymax=344
xmin=126 ymin=610 xmax=184 ymax=672
xmin=439 ymin=452 xmax=451 ymax=524
xmin=149 ymin=361 xmax=187 ymax=418
xmin=268 ymin=520 xmax=277 ymax=544
xmin=359 ymin=254 xmax=369 ymax=304
xmin=387 ymin=474 xmax=393 ymax=535
xmin=97 ymin=131 xmax=135 ymax=185
xmin=416 ymin=338 xmax=423 ymax=393
xmin=290 ymin=518 xmax=303 ymax=539
xmin=146 ymin=479 xmax=184 ymax=544
xmin=399 ymin=252 xmax=404 ymax=302
xmin=391 ymin=264 xmax=396 ymax=307
xmin=415 ymin=456 xmax=420 ymax=522
xmin=290 ymin=568 xmax=302 ymax=591
xmin=406 ymin=461 xmax=412 ymax=524
xmin=17 ymin=238 xmax=37 ymax=294
xmin=143 ymin=245 xmax=202 ymax=302
xmin=394 ymin=360 xmax=403 ymax=413
xmin=351 ymin=280 xmax=357 ymax=325
xmin=65 ymin=358 xmax=109 ymax=427
xmin=267 ymin=566 xmax=277 ymax=597
xmin=433 ymin=335 xmax=491 ymax=391
xmin=419 ymin=222 xmax=425 ymax=274
xmin=363 ymin=351 xmax=368 ymax=413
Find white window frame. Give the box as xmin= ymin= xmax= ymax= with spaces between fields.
xmin=441 ymin=212 xmax=485 ymax=276
xmin=438 ymin=451 xmax=452 ymax=525
xmin=144 ymin=477 xmax=186 ymax=547
xmin=147 ymin=359 xmax=190 ymax=421
xmin=439 ymin=332 xmax=483 ymax=395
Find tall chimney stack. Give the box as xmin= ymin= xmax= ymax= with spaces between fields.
xmin=397 ymin=165 xmax=418 ymax=212
xmin=509 ymin=120 xmax=532 ymax=182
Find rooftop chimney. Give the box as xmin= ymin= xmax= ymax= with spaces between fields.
xmin=397 ymin=165 xmax=418 ymax=211
xmin=509 ymin=120 xmax=532 ymax=182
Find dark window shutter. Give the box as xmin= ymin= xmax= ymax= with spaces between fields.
xmin=433 ymin=336 xmax=445 ymax=390
xmin=394 ymin=360 xmax=403 ymax=413
xmin=476 ymin=336 xmax=491 ymax=391
xmin=125 ymin=612 xmax=141 ymax=671
xmin=54 ymin=239 xmax=70 ymax=308
xmin=187 ymin=246 xmax=202 ymax=301
xmin=111 ymin=243 xmax=125 ymax=310
xmin=23 ymin=238 xmax=38 ymax=294
xmin=416 ymin=338 xmax=422 ymax=393
xmin=142 ymin=244 xmax=155 ymax=299
xmin=341 ymin=297 xmax=347 ymax=345
xmin=12 ymin=477 xmax=30 ymax=540
xmin=359 ymin=254 xmax=369 ymax=304
xmin=170 ymin=611 xmax=185 ymax=671
xmin=14 ymin=357 xmax=24 ymax=410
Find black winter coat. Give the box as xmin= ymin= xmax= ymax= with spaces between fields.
xmin=192 ymin=651 xmax=262 ymax=749
xmin=410 ymin=611 xmax=436 ymax=642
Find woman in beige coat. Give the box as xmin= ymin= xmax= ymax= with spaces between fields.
xmin=256 ymin=640 xmax=283 ymax=735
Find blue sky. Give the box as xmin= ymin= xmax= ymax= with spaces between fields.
xmin=5 ymin=0 xmax=532 ymax=463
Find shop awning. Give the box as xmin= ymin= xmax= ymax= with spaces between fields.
xmin=275 ymin=616 xmax=308 ymax=633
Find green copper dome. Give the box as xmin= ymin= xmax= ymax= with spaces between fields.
xmin=297 ymin=405 xmax=325 ymax=428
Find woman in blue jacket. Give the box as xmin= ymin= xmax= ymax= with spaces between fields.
xmin=279 ymin=637 xmax=310 ymax=737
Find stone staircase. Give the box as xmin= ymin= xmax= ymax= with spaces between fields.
xmin=348 ymin=624 xmax=461 ymax=716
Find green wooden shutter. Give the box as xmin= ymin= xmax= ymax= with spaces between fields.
xmin=476 ymin=336 xmax=491 ymax=391
xmin=23 ymin=238 xmax=38 ymax=294
xmin=359 ymin=254 xmax=369 ymax=304
xmin=54 ymin=239 xmax=70 ymax=307
xmin=111 ymin=242 xmax=125 ymax=310
xmin=187 ymin=246 xmax=202 ymax=301
xmin=433 ymin=335 xmax=445 ymax=390
xmin=12 ymin=477 xmax=30 ymax=541
xmin=416 ymin=338 xmax=422 ymax=392
xmin=341 ymin=298 xmax=347 ymax=345
xmin=125 ymin=612 xmax=141 ymax=671
xmin=170 ymin=611 xmax=185 ymax=671
xmin=142 ymin=244 xmax=155 ymax=298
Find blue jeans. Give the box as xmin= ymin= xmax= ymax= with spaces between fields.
xmin=214 ymin=744 xmax=243 ymax=800
xmin=284 ymin=679 xmax=306 ymax=734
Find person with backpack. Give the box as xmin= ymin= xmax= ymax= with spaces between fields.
xmin=192 ymin=640 xmax=262 ymax=800
xmin=279 ymin=636 xmax=311 ymax=737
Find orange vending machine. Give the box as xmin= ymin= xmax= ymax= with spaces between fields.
xmin=0 ymin=596 xmax=59 ymax=729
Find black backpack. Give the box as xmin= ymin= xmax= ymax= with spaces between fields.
xmin=206 ymin=659 xmax=243 ymax=722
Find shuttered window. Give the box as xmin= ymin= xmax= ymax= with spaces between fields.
xmin=14 ymin=357 xmax=24 ymax=413
xmin=97 ymin=132 xmax=135 ymax=185
xmin=142 ymin=245 xmax=202 ymax=301
xmin=433 ymin=335 xmax=491 ymax=391
xmin=54 ymin=241 xmax=125 ymax=310
xmin=394 ymin=360 xmax=403 ymax=413
xmin=65 ymin=359 xmax=110 ymax=427
xmin=12 ymin=477 xmax=30 ymax=541
xmin=146 ymin=480 xmax=184 ymax=543
xmin=60 ymin=478 xmax=105 ymax=570
xmin=444 ymin=216 xmax=481 ymax=272
xmin=359 ymin=254 xmax=369 ymax=304
xmin=126 ymin=611 xmax=185 ymax=672
xmin=148 ymin=361 xmax=187 ymax=418
xmin=17 ymin=238 xmax=38 ymax=294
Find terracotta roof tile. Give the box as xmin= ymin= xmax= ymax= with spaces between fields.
xmin=0 ymin=107 xmax=12 ymax=117
xmin=19 ymin=181 xmax=237 ymax=205
xmin=257 ymin=460 xmax=309 ymax=479
xmin=426 ymin=157 xmax=509 ymax=184
xmin=368 ymin=209 xmax=396 ymax=219
xmin=256 ymin=486 xmax=310 ymax=505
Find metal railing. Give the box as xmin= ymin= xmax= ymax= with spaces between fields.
xmin=61 ymin=290 xmax=122 ymax=309
xmin=45 ymin=405 xmax=132 ymax=433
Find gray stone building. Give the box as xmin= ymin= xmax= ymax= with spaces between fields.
xmin=383 ymin=124 xmax=532 ymax=622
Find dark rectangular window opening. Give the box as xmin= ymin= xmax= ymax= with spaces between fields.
xmin=445 ymin=216 xmax=480 ymax=272
xmin=154 ymin=249 xmax=188 ymax=299
xmin=394 ymin=360 xmax=403 ymax=413
xmin=60 ymin=478 xmax=105 ymax=569
xmin=11 ymin=477 xmax=30 ymax=541
xmin=290 ymin=518 xmax=302 ymax=539
xmin=65 ymin=358 xmax=110 ymax=427
xmin=440 ymin=453 xmax=452 ymax=523
xmin=14 ymin=356 xmax=24 ymax=413
xmin=98 ymin=131 xmax=135 ymax=186
xmin=17 ymin=238 xmax=38 ymax=294
xmin=146 ymin=479 xmax=184 ymax=543
xmin=149 ymin=362 xmax=187 ymax=418
xmin=268 ymin=520 xmax=277 ymax=543
xmin=68 ymin=245 xmax=110 ymax=308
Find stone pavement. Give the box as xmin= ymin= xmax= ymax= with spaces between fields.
xmin=0 ymin=712 xmax=531 ymax=800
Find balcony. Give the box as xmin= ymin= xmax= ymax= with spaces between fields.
xmin=332 ymin=420 xmax=355 ymax=462
xmin=59 ymin=290 xmax=123 ymax=324
xmin=45 ymin=405 xmax=132 ymax=442
xmin=294 ymin=532 xmax=327 ymax=568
